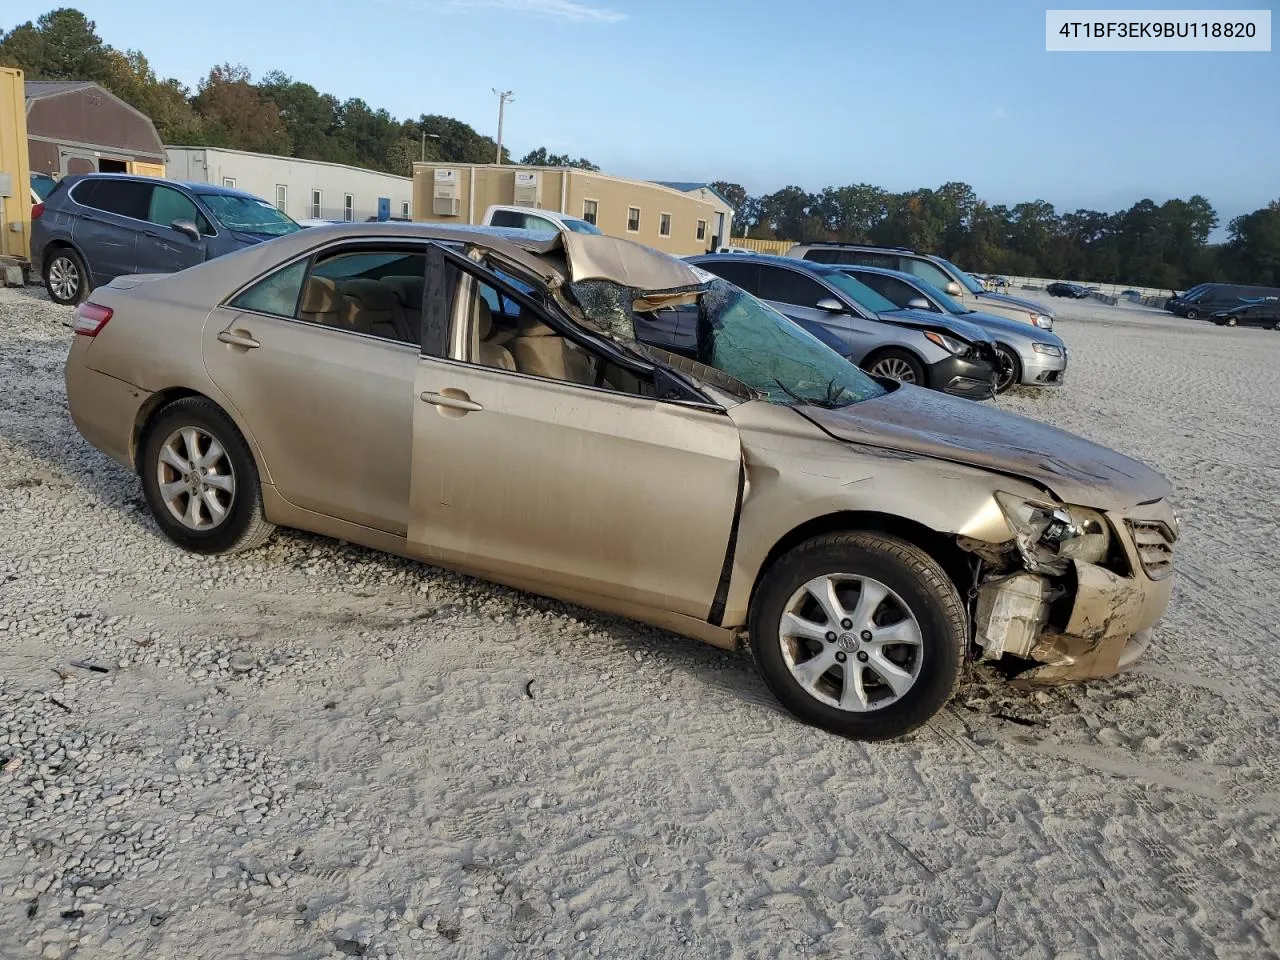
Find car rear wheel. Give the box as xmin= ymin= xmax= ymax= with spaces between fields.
xmin=993 ymin=344 xmax=1021 ymax=394
xmin=864 ymin=349 xmax=925 ymax=386
xmin=140 ymin=397 xmax=275 ymax=555
xmin=44 ymin=248 xmax=88 ymax=306
xmin=748 ymin=532 xmax=966 ymax=740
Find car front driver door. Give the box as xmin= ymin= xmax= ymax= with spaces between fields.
xmin=406 ymin=246 xmax=743 ymax=620
xmin=140 ymin=185 xmax=210 ymax=273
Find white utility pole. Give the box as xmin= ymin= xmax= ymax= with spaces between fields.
xmin=492 ymin=89 xmax=514 ymax=164
xmin=420 ymin=131 xmax=440 ymax=162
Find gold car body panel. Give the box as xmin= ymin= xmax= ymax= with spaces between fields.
xmin=64 ymin=337 xmax=150 ymax=471
xmin=201 ymin=306 xmax=418 ymax=536
xmin=406 ymin=356 xmax=742 ymax=620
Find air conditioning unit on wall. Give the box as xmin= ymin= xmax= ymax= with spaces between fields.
xmin=433 ymin=169 xmax=459 ymax=216
xmin=513 ymin=171 xmax=539 ymax=207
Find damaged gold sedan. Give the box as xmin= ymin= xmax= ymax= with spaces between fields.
xmin=63 ymin=225 xmax=1177 ymax=740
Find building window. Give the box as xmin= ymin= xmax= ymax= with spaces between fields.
xmin=222 ymin=177 xmax=236 ymax=188
xmin=343 ymin=193 xmax=355 ymax=222
xmin=275 ymin=185 xmax=287 ymax=211
xmin=659 ymin=213 xmax=672 ymax=237
xmin=582 ymin=199 xmax=598 ymax=225
xmin=626 ymin=206 xmax=640 ymax=233
xmin=696 ymin=219 xmax=707 ymax=241
xmin=311 ymin=190 xmax=322 ymax=219
xmin=402 ymin=201 xmax=410 ymax=219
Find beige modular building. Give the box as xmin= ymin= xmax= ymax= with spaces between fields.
xmin=411 ymin=163 xmax=724 ymax=256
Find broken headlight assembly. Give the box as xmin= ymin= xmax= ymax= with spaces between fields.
xmin=993 ymin=492 xmax=1111 ymax=574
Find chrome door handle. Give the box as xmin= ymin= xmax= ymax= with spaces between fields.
xmin=420 ymin=390 xmax=483 ymax=412
xmin=217 ymin=330 xmax=260 ymax=349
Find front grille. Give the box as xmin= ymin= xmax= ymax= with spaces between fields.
xmin=1127 ymin=520 xmax=1176 ymax=580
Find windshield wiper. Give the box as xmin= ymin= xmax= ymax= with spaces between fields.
xmin=773 ymin=377 xmax=849 ymax=409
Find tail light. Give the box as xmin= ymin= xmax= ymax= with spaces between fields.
xmin=73 ymin=302 xmax=113 ymax=337
xmin=31 ymin=202 xmax=45 ymax=220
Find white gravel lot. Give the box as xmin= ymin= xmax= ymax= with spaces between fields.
xmin=1 ymin=282 xmax=1277 ymax=960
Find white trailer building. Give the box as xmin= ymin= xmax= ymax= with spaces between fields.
xmin=164 ymin=146 xmax=413 ymax=223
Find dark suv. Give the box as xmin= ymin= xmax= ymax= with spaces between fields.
xmin=31 ymin=174 xmax=301 ymax=305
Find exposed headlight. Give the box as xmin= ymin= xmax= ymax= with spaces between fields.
xmin=1031 ymin=342 xmax=1062 ymax=356
xmin=994 ymin=492 xmax=1111 ymax=573
xmin=1030 ymin=313 xmax=1054 ymax=329
xmin=923 ymin=330 xmax=969 ymax=354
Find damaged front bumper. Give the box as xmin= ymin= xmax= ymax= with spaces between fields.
xmin=969 ymin=499 xmax=1177 ymax=684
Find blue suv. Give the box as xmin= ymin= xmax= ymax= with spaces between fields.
xmin=31 ymin=174 xmax=301 ymax=305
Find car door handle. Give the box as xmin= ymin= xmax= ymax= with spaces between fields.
xmin=217 ymin=330 xmax=260 ymax=349
xmin=420 ymin=390 xmax=483 ymax=412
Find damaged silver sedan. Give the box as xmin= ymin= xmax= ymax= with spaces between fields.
xmin=64 ymin=224 xmax=1177 ymax=740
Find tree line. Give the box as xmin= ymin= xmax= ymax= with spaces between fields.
xmin=708 ymin=181 xmax=1280 ymax=289
xmin=0 ymin=8 xmax=593 ymax=176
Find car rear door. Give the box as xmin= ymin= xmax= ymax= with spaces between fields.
xmin=139 ymin=184 xmax=210 ymax=273
xmin=69 ymin=179 xmax=150 ymax=285
xmin=406 ymin=245 xmax=743 ymax=620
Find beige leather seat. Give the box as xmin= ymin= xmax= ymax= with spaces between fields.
xmin=511 ymin=316 xmax=593 ymax=383
xmin=339 ymin=279 xmax=412 ymax=341
xmin=299 ymin=276 xmax=345 ymax=327
xmin=474 ymin=300 xmax=516 ymax=371
xmin=382 ymin=275 xmax=425 ymax=344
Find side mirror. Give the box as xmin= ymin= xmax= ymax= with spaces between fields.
xmin=815 ymin=297 xmax=845 ymax=313
xmin=945 ymin=281 xmax=964 ymax=297
xmin=906 ymin=297 xmax=932 ymax=310
xmin=171 ymin=218 xmax=201 ymax=242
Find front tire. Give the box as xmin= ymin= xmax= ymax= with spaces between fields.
xmin=864 ymin=349 xmax=926 ymax=387
xmin=1226 ymin=317 xmax=1237 ymax=327
xmin=1185 ymin=308 xmax=1199 ymax=320
xmin=44 ymin=248 xmax=89 ymax=306
xmin=993 ymin=344 xmax=1021 ymax=394
xmin=139 ymin=397 xmax=275 ymax=555
xmin=748 ymin=532 xmax=967 ymax=741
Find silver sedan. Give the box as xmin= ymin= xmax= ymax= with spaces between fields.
xmin=838 ymin=265 xmax=1068 ymax=394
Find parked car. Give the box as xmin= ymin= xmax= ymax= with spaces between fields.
xmin=1166 ymin=283 xmax=1218 ymax=314
xmin=1211 ymin=302 xmax=1280 ymax=329
xmin=1046 ymin=282 xmax=1092 ymax=299
xmin=482 ymin=204 xmax=603 ymax=235
xmin=31 ymin=174 xmax=302 ymax=306
xmin=1169 ymin=283 xmax=1280 ymax=320
xmin=686 ymin=253 xmax=999 ymax=399
xmin=63 ymin=223 xmax=1177 ymax=740
xmin=30 ymin=171 xmax=57 ymax=202
xmin=837 ymin=265 xmax=1067 ymax=394
xmin=787 ymin=243 xmax=1055 ymax=330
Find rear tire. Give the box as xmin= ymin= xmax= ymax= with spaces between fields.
xmin=993 ymin=344 xmax=1021 ymax=394
xmin=863 ymin=349 xmax=926 ymax=387
xmin=748 ymin=532 xmax=967 ymax=741
xmin=44 ymin=248 xmax=89 ymax=306
xmin=139 ymin=397 xmax=275 ymax=555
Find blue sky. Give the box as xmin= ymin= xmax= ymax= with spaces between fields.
xmin=7 ymin=0 xmax=1278 ymax=227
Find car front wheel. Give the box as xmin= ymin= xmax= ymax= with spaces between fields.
xmin=864 ymin=349 xmax=925 ymax=386
xmin=140 ymin=397 xmax=275 ymax=555
xmin=993 ymin=345 xmax=1021 ymax=394
xmin=748 ymin=532 xmax=967 ymax=740
xmin=1185 ymin=308 xmax=1199 ymax=320
xmin=44 ymin=249 xmax=89 ymax=306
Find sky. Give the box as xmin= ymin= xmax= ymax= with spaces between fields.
xmin=6 ymin=0 xmax=1279 ymax=229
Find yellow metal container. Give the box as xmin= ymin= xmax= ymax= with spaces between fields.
xmin=0 ymin=66 xmax=33 ymax=263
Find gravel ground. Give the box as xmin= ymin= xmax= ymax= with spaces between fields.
xmin=1 ymin=282 xmax=1277 ymax=960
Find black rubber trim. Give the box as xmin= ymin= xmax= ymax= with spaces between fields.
xmin=708 ymin=460 xmax=747 ymax=627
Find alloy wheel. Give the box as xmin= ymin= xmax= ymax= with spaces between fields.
xmin=870 ymin=357 xmax=917 ymax=383
xmin=995 ymin=347 xmax=1018 ymax=392
xmin=48 ymin=257 xmax=80 ymax=302
xmin=778 ymin=574 xmax=924 ymax=712
xmin=156 ymin=426 xmax=237 ymax=531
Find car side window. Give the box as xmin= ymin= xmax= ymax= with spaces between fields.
xmin=298 ymin=248 xmax=428 ymax=345
xmin=228 ymin=260 xmax=308 ymax=318
xmin=840 ymin=251 xmax=897 ymax=269
xmin=75 ymin=179 xmax=152 ymax=221
xmin=148 ymin=186 xmax=213 ymax=235
xmin=488 ymin=209 xmax=522 ymax=228
xmin=448 ymin=263 xmax=656 ymax=397
xmin=857 ymin=272 xmax=937 ymax=310
xmin=699 ymin=260 xmax=757 ymax=294
xmin=904 ymin=258 xmax=954 ymax=290
xmin=802 ymin=249 xmax=840 ymax=263
xmin=757 ymin=266 xmax=830 ymax=308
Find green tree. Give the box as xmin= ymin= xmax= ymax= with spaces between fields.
xmin=193 ymin=63 xmax=291 ymax=155
xmin=519 ymin=146 xmax=599 ymax=170
xmin=0 ymin=8 xmax=106 ymax=79
xmin=1227 ymin=201 xmax=1280 ymax=285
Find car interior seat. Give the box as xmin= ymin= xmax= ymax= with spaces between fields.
xmin=474 ymin=299 xmax=516 ymax=371
xmin=511 ymin=315 xmax=593 ymax=384
xmin=339 ymin=278 xmax=412 ymax=341
xmin=298 ymin=276 xmax=346 ymax=327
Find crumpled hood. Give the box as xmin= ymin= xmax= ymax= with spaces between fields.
xmin=976 ymin=290 xmax=1054 ymax=316
xmin=803 ymin=385 xmax=1171 ymax=512
xmin=880 ymin=308 xmax=995 ymax=344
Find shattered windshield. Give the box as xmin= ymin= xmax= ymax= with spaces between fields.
xmin=571 ymin=276 xmax=885 ymax=408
